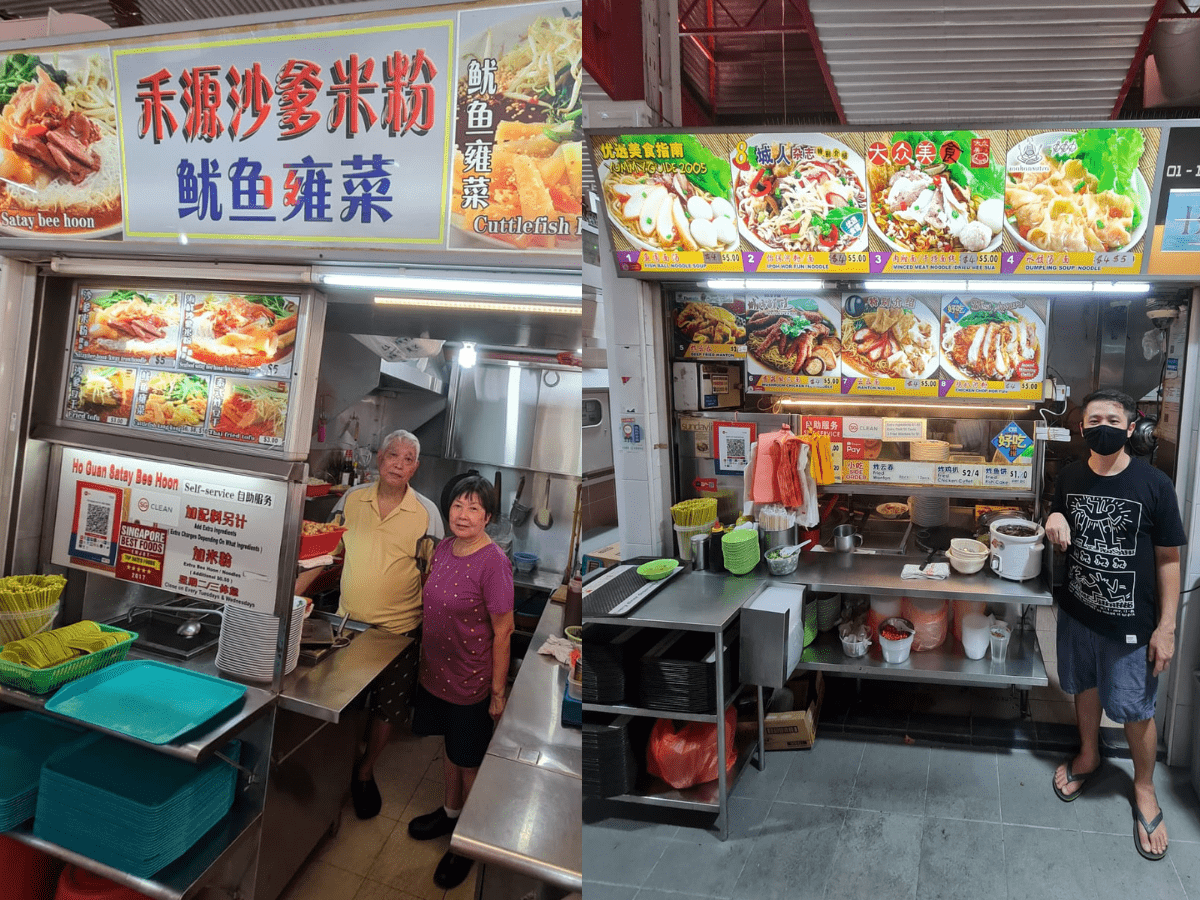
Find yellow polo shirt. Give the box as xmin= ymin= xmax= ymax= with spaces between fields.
xmin=337 ymin=482 xmax=441 ymax=635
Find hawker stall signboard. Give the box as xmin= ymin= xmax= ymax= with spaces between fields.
xmin=113 ymin=15 xmax=454 ymax=245
xmin=0 ymin=50 xmax=122 ymax=239
xmin=52 ymin=448 xmax=287 ymax=612
xmin=62 ymin=284 xmax=304 ymax=453
xmin=592 ymin=124 xmax=1168 ymax=277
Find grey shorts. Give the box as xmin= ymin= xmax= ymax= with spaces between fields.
xmin=370 ymin=628 xmax=421 ymax=724
xmin=1056 ymin=608 xmax=1157 ymax=724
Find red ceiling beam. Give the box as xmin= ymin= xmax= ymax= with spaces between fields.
xmin=680 ymin=24 xmax=814 ymax=36
xmin=1112 ymin=0 xmax=1170 ymax=117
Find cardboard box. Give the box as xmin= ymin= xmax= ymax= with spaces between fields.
xmin=762 ymin=671 xmax=824 ymax=751
xmin=582 ymin=541 xmax=621 ymax=574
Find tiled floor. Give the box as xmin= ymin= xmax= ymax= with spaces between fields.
xmin=276 ymin=728 xmax=482 ymax=900
xmin=584 ymin=733 xmax=1200 ymax=900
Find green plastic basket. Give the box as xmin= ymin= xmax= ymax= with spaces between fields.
xmin=0 ymin=624 xmax=138 ymax=695
xmin=636 ymin=559 xmax=678 ymax=581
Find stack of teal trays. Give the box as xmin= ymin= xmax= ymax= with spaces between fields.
xmin=33 ymin=733 xmax=240 ymax=877
xmin=0 ymin=712 xmax=85 ymax=830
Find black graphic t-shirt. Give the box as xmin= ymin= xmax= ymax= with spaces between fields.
xmin=1051 ymin=456 xmax=1187 ymax=644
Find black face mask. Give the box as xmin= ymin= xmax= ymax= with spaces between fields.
xmin=1082 ymin=424 xmax=1129 ymax=456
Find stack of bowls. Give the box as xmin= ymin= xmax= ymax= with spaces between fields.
xmin=947 ymin=538 xmax=990 ymax=574
xmin=721 ymin=529 xmax=760 ymax=575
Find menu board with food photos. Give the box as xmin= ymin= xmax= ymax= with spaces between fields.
xmin=591 ymin=123 xmax=1168 ymax=277
xmin=62 ymin=285 xmax=304 ymax=453
xmin=673 ymin=287 xmax=1048 ymax=400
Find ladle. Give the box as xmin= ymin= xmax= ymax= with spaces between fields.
xmin=773 ymin=540 xmax=812 ymax=558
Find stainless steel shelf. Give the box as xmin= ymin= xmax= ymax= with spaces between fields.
xmin=6 ymin=808 xmax=262 ymax=900
xmin=796 ymin=628 xmax=1047 ymax=688
xmin=603 ymin=733 xmax=759 ymax=813
xmin=787 ymin=551 xmax=1055 ymax=605
xmin=0 ymin=678 xmax=275 ymax=763
xmin=585 ymin=569 xmax=762 ymax=632
xmin=582 ymin=681 xmax=751 ymax=722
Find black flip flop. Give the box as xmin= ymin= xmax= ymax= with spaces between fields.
xmin=1134 ymin=807 xmax=1168 ymax=861
xmin=1052 ymin=760 xmax=1099 ymax=802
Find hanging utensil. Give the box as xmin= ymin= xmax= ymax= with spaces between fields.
xmin=534 ymin=476 xmax=554 ymax=530
xmin=510 ymin=476 xmax=530 ymax=526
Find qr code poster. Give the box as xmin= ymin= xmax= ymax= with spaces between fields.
xmin=714 ymin=421 xmax=756 ymax=476
xmin=67 ymin=481 xmax=124 ymax=568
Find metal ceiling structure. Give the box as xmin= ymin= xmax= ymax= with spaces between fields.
xmin=0 ymin=0 xmax=344 ymax=29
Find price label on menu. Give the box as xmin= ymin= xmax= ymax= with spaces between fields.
xmin=936 ymin=464 xmax=983 ymax=487
xmin=868 ymin=461 xmax=934 ymax=484
xmin=983 ymin=466 xmax=1033 ymax=489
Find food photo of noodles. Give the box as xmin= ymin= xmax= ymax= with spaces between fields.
xmin=840 ymin=301 xmax=939 ymax=380
xmin=604 ymin=170 xmax=737 ymax=252
xmin=0 ymin=51 xmax=121 ymax=236
xmin=865 ymin=130 xmax=1005 ymax=253
xmin=940 ymin=306 xmax=1044 ymax=382
xmin=133 ymin=372 xmax=210 ymax=433
xmin=1005 ymin=129 xmax=1151 ymax=253
xmin=744 ymin=304 xmax=840 ymax=377
xmin=732 ymin=134 xmax=868 ymax=253
xmin=213 ymin=378 xmax=288 ymax=445
xmin=75 ymin=289 xmax=180 ymax=362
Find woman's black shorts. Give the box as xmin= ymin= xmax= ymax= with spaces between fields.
xmin=411 ymin=683 xmax=494 ymax=768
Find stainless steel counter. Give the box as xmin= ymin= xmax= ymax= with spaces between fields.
xmin=452 ymin=600 xmax=582 ymax=893
xmin=587 ymin=568 xmax=765 ymax=632
xmin=277 ymin=626 xmax=412 ymax=722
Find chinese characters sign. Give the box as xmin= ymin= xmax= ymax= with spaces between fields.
xmin=115 ymin=18 xmax=453 ymax=244
xmin=52 ymin=448 xmax=288 ymax=611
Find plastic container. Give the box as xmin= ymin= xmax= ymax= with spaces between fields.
xmin=298 ymin=525 xmax=346 ymax=559
xmin=815 ymin=593 xmax=842 ymax=632
xmin=839 ymin=624 xmax=870 ymax=658
xmin=901 ymin=596 xmax=947 ymax=651
xmin=0 ymin=624 xmax=137 ymax=695
xmin=55 ymin=864 xmax=154 ymax=900
xmin=878 ymin=617 xmax=915 ymax=664
xmin=0 ymin=834 xmax=61 ymax=900
xmin=765 ymin=550 xmax=799 ymax=576
xmin=304 ymin=482 xmax=330 ymax=498
xmin=512 ymin=552 xmax=539 ymax=573
xmin=867 ymin=596 xmax=902 ymax=638
xmin=674 ymin=519 xmax=717 ymax=562
xmin=948 ymin=550 xmax=987 ymax=574
xmin=989 ymin=620 xmax=1012 ymax=662
xmin=961 ymin=613 xmax=991 ymax=660
xmin=952 ymin=601 xmax=987 ymax=643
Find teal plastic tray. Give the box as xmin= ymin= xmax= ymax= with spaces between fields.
xmin=43 ymin=660 xmax=246 ymax=744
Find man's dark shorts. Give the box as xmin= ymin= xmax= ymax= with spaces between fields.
xmin=1057 ymin=607 xmax=1157 ymax=723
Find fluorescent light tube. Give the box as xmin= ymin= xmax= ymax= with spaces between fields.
xmin=704 ymin=278 xmax=825 ymax=291
xmin=49 ymin=257 xmax=312 ymax=284
xmin=1093 ymin=281 xmax=1151 ymax=293
xmin=703 ymin=279 xmax=746 ymax=290
xmin=373 ymin=296 xmax=580 ymax=315
xmin=458 ymin=342 xmax=477 ymax=368
xmin=965 ymin=280 xmax=1088 ymax=293
xmin=322 ymin=272 xmax=580 ymax=299
xmin=862 ymin=280 xmax=966 ymax=292
xmin=778 ymin=397 xmax=1036 ymax=412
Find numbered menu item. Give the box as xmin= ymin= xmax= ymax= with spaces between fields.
xmin=865 ymin=130 xmax=1006 ymax=253
xmin=64 ymin=364 xmax=135 ymax=424
xmin=599 ymin=134 xmax=737 ymax=253
xmin=744 ymin=296 xmax=841 ymax=389
xmin=940 ymin=295 xmax=1045 ymax=382
xmin=132 ymin=371 xmax=209 ymax=434
xmin=210 ymin=377 xmax=288 ymax=446
xmin=673 ymin=295 xmax=746 ymax=359
xmin=731 ymin=133 xmax=868 ymax=253
xmin=75 ymin=289 xmax=180 ymax=362
xmin=840 ymin=293 xmax=938 ymax=380
xmin=181 ymin=293 xmax=298 ymax=376
xmin=1005 ymin=128 xmax=1150 ymax=253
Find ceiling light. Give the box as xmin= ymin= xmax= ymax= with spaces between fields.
xmin=1093 ymin=281 xmax=1151 ymax=293
xmin=703 ymin=278 xmax=824 ymax=291
xmin=373 ymin=296 xmax=580 ymax=315
xmin=321 ymin=272 xmax=580 ymax=300
xmin=862 ymin=279 xmax=966 ymax=292
xmin=459 ymin=342 xmax=477 ymax=368
xmin=49 ymin=257 xmax=312 ymax=283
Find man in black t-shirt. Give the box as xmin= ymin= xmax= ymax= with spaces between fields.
xmin=1045 ymin=389 xmax=1186 ymax=862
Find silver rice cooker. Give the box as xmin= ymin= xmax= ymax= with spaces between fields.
xmin=989 ymin=517 xmax=1044 ymax=581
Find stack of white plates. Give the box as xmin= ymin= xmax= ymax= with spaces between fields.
xmin=911 ymin=440 xmax=950 ymax=462
xmin=215 ymin=597 xmax=304 ymax=681
xmin=909 ymin=495 xmax=950 ymax=527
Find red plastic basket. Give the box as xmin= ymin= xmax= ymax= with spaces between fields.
xmin=299 ymin=526 xmax=346 ymax=559
xmin=305 ymin=482 xmax=331 ymax=498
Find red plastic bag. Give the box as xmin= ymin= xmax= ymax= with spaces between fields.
xmin=646 ymin=708 xmax=737 ymax=789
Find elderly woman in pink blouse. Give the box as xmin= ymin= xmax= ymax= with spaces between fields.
xmin=406 ymin=474 xmax=514 ymax=890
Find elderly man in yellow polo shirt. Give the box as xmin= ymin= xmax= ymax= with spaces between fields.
xmin=335 ymin=428 xmax=443 ymax=819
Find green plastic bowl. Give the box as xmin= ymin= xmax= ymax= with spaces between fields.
xmin=636 ymin=559 xmax=678 ymax=581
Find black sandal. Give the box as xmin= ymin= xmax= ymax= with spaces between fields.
xmin=1051 ymin=760 xmax=1098 ymax=802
